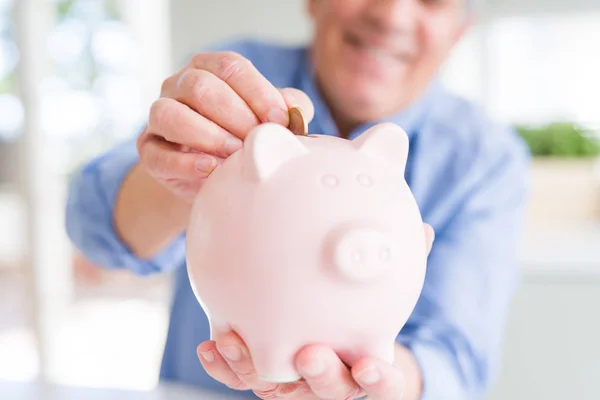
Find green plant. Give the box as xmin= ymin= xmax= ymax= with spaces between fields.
xmin=515 ymin=122 xmax=600 ymax=157
xmin=0 ymin=74 xmax=13 ymax=94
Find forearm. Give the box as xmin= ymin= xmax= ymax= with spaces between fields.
xmin=114 ymin=163 xmax=192 ymax=259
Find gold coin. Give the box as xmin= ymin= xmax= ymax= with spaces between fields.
xmin=288 ymin=106 xmax=308 ymax=136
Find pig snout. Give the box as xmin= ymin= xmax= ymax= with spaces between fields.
xmin=331 ymin=228 xmax=396 ymax=282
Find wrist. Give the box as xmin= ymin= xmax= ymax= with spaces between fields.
xmin=114 ymin=164 xmax=192 ymax=259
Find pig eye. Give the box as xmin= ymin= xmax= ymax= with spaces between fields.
xmin=356 ymin=174 xmax=373 ymax=187
xmin=322 ymin=174 xmax=339 ymax=187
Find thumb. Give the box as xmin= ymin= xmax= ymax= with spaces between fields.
xmin=279 ymin=87 xmax=315 ymax=125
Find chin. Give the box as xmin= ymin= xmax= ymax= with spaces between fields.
xmin=350 ymin=103 xmax=394 ymax=123
xmin=331 ymin=77 xmax=400 ymax=121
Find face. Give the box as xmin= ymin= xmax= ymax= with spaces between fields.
xmin=307 ymin=0 xmax=471 ymax=131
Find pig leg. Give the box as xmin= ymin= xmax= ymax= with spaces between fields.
xmin=208 ymin=318 xmax=232 ymax=341
xmin=249 ymin=343 xmax=302 ymax=383
xmin=363 ymin=340 xmax=396 ymax=365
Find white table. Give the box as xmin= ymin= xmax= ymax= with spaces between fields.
xmin=0 ymin=381 xmax=252 ymax=400
xmin=518 ymin=222 xmax=600 ymax=278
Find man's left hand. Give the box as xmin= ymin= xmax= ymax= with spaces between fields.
xmin=198 ymin=332 xmax=411 ymax=399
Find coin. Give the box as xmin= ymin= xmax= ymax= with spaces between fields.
xmin=288 ymin=106 xmax=308 ymax=136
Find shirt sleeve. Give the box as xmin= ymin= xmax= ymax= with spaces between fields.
xmin=396 ymin=136 xmax=531 ymax=399
xmin=65 ymin=136 xmax=187 ymax=276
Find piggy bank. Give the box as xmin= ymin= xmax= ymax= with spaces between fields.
xmin=186 ymin=122 xmax=427 ymax=383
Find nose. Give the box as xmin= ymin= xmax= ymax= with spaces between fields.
xmin=365 ymin=0 xmax=419 ymax=34
xmin=332 ymin=228 xmax=396 ymax=282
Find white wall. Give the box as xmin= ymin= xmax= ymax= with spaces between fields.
xmin=169 ymin=0 xmax=311 ymax=67
xmin=123 ymin=0 xmax=173 ymax=111
xmin=487 ymin=278 xmax=600 ymax=400
xmin=486 ymin=0 xmax=600 ymax=17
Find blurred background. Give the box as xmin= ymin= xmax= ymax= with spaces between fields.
xmin=0 ymin=0 xmax=599 ymax=399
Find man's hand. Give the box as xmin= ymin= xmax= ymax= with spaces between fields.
xmin=137 ymin=51 xmax=315 ymax=200
xmin=197 ymin=224 xmax=435 ymax=399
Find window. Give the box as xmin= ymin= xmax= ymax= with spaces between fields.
xmin=0 ymin=0 xmax=21 ymax=141
xmin=443 ymin=11 xmax=600 ymax=129
xmin=0 ymin=0 xmax=172 ymax=389
xmin=0 ymin=0 xmax=36 ymax=383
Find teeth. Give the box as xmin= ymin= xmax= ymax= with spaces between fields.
xmin=347 ymin=34 xmax=402 ymax=62
xmin=366 ymin=46 xmax=394 ymax=62
xmin=352 ymin=37 xmax=395 ymax=61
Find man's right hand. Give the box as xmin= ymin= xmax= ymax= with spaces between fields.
xmin=137 ymin=51 xmax=315 ymax=200
xmin=115 ymin=51 xmax=314 ymax=259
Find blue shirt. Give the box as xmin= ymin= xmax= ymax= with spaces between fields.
xmin=65 ymin=39 xmax=531 ymax=400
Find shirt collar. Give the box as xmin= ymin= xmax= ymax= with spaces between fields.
xmin=295 ymin=46 xmax=441 ymax=140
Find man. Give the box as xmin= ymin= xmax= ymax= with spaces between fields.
xmin=65 ymin=0 xmax=530 ymax=399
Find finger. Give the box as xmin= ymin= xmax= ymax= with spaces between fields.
xmin=423 ymin=223 xmax=435 ymax=255
xmin=148 ymin=98 xmax=243 ymax=158
xmin=192 ymin=52 xmax=289 ymax=126
xmin=138 ymin=134 xmax=218 ymax=180
xmin=352 ymin=357 xmax=405 ymax=400
xmin=215 ymin=331 xmax=278 ymax=393
xmin=197 ymin=341 xmax=249 ymax=391
xmin=162 ymin=178 xmax=204 ymax=202
xmin=174 ymin=69 xmax=261 ymax=139
xmin=295 ymin=345 xmax=362 ymax=400
xmin=159 ymin=73 xmax=179 ymax=98
xmin=279 ymin=87 xmax=315 ymax=124
xmin=254 ymin=380 xmax=312 ymax=400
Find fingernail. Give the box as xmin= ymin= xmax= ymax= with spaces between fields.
xmin=222 ymin=136 xmax=243 ymax=155
xmin=356 ymin=366 xmax=380 ymax=385
xmin=266 ymin=108 xmax=288 ymax=124
xmin=200 ymin=351 xmax=215 ymax=363
xmin=219 ymin=346 xmax=242 ymax=362
xmin=300 ymin=358 xmax=326 ymax=377
xmin=195 ymin=155 xmax=216 ymax=172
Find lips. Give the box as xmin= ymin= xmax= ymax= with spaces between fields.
xmin=344 ymin=31 xmax=412 ymax=64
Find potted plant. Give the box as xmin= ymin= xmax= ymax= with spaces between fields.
xmin=515 ymin=121 xmax=600 ymax=226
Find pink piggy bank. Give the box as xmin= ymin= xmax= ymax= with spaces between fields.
xmin=186 ymin=121 xmax=427 ymax=383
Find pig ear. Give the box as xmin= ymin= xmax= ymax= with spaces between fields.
xmin=244 ymin=123 xmax=309 ymax=181
xmin=353 ymin=123 xmax=409 ymax=174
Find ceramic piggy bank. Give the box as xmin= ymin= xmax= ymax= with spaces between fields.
xmin=186 ymin=121 xmax=427 ymax=383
